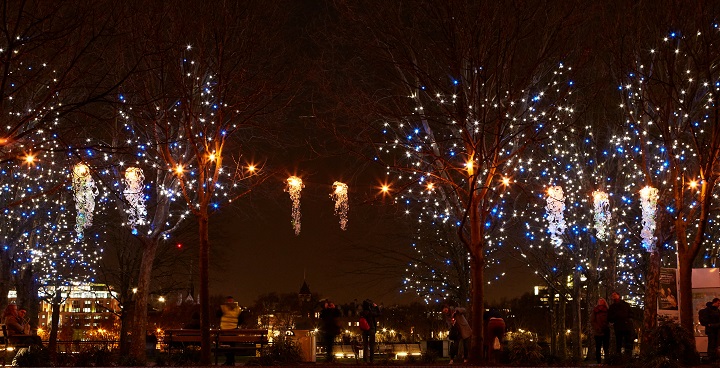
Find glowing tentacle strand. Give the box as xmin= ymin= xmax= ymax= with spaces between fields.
xmin=123 ymin=167 xmax=147 ymax=232
xmin=545 ymin=186 xmax=566 ymax=248
xmin=331 ymin=181 xmax=349 ymax=230
xmin=72 ymin=163 xmax=99 ymax=239
xmin=286 ymin=176 xmax=304 ymax=235
xmin=640 ymin=186 xmax=659 ymax=252
xmin=592 ymin=191 xmax=610 ymax=241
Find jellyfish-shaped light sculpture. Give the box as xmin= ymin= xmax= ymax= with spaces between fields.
xmin=640 ymin=186 xmax=659 ymax=252
xmin=331 ymin=181 xmax=349 ymax=230
xmin=545 ymin=186 xmax=566 ymax=248
xmin=72 ymin=163 xmax=99 ymax=239
xmin=592 ymin=190 xmax=610 ymax=242
xmin=286 ymin=176 xmax=304 ymax=235
xmin=124 ymin=167 xmax=147 ymax=233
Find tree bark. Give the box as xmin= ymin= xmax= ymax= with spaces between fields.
xmin=641 ymin=250 xmax=660 ymax=354
xmin=129 ymin=239 xmax=159 ymax=364
xmin=573 ymin=272 xmax=582 ymax=359
xmin=199 ymin=214 xmax=211 ymax=364
xmin=48 ymin=291 xmax=62 ymax=364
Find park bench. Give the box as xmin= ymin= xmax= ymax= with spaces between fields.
xmin=164 ymin=328 xmax=269 ymax=365
xmin=0 ymin=324 xmax=34 ymax=366
xmin=378 ymin=342 xmax=423 ymax=359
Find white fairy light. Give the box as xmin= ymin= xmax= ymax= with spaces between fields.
xmin=639 ymin=186 xmax=659 ymax=252
xmin=123 ymin=167 xmax=147 ymax=232
xmin=592 ymin=191 xmax=610 ymax=242
xmin=72 ymin=163 xmax=98 ymax=239
xmin=331 ymin=181 xmax=349 ymax=230
xmin=286 ymin=176 xmax=304 ymax=235
xmin=545 ymin=186 xmax=566 ymax=248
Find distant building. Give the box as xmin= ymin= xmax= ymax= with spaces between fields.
xmin=9 ymin=283 xmax=120 ymax=329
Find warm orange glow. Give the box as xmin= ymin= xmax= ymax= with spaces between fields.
xmin=427 ymin=183 xmax=434 ymax=191
xmin=208 ymin=153 xmax=216 ymax=162
xmin=466 ymin=160 xmax=474 ymax=175
xmin=502 ymin=177 xmax=510 ymax=186
xmin=175 ymin=164 xmax=184 ymax=175
xmin=24 ymin=154 xmax=35 ymax=164
xmin=689 ymin=180 xmax=698 ymax=189
xmin=248 ymin=165 xmax=256 ymax=172
xmin=381 ymin=185 xmax=390 ymax=193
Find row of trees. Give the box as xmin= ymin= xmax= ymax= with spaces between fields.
xmin=3 ymin=0 xmax=720 ymax=365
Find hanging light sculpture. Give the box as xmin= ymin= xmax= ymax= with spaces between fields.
xmin=72 ymin=163 xmax=98 ymax=239
xmin=331 ymin=181 xmax=349 ymax=230
xmin=592 ymin=190 xmax=610 ymax=242
xmin=640 ymin=186 xmax=659 ymax=252
xmin=545 ymin=186 xmax=566 ymax=248
xmin=286 ymin=176 xmax=304 ymax=235
xmin=124 ymin=167 xmax=147 ymax=232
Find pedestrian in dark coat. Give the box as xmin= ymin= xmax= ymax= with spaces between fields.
xmin=701 ymin=298 xmax=720 ymax=361
xmin=360 ymin=299 xmax=380 ymax=363
xmin=591 ymin=298 xmax=610 ymax=363
xmin=608 ymin=292 xmax=633 ymax=357
xmin=320 ymin=301 xmax=341 ymax=362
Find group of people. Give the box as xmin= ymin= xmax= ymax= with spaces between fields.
xmin=699 ymin=297 xmax=720 ymax=362
xmin=320 ymin=299 xmax=380 ymax=363
xmin=590 ymin=292 xmax=634 ymax=364
xmin=442 ymin=305 xmax=505 ymax=364
xmin=2 ymin=303 xmax=42 ymax=346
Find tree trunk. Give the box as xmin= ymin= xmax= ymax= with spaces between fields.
xmin=130 ymin=238 xmax=159 ymax=364
xmin=470 ymin=255 xmax=484 ymax=363
xmin=0 ymin=255 xmax=12 ymax=313
xmin=550 ymin=291 xmax=557 ymax=356
xmin=559 ymin=293 xmax=567 ymax=359
xmin=641 ymin=250 xmax=660 ymax=354
xmin=573 ymin=272 xmax=582 ymax=359
xmin=119 ymin=301 xmax=135 ymax=355
xmin=199 ymin=214 xmax=211 ymax=364
xmin=17 ymin=265 xmax=38 ymax=333
xmin=48 ymin=292 xmax=62 ymax=364
xmin=678 ymin=251 xmax=695 ymax=344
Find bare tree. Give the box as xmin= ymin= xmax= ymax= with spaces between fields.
xmin=326 ymin=2 xmax=580 ymax=361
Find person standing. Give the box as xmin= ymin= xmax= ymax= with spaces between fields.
xmin=607 ymin=292 xmax=633 ymax=357
xmin=443 ymin=305 xmax=471 ymax=364
xmin=320 ymin=300 xmax=341 ymax=362
xmin=218 ymin=296 xmax=241 ymax=366
xmin=700 ymin=298 xmax=720 ymax=361
xmin=484 ymin=308 xmax=506 ymax=364
xmin=591 ymin=298 xmax=610 ymax=364
xmin=360 ymin=299 xmax=380 ymax=363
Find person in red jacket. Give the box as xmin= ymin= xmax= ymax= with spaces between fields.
xmin=591 ymin=298 xmax=610 ymax=363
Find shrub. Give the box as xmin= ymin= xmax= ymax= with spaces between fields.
xmin=248 ymin=334 xmax=302 ymax=365
xmin=12 ymin=345 xmax=51 ymax=367
xmin=508 ymin=331 xmax=543 ymax=366
xmin=73 ymin=346 xmax=116 ymax=367
xmin=642 ymin=319 xmax=699 ymax=367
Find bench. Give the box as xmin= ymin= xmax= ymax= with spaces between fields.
xmin=0 ymin=324 xmax=35 ymax=365
xmin=164 ymin=329 xmax=269 ymax=364
xmin=378 ymin=342 xmax=423 ymax=359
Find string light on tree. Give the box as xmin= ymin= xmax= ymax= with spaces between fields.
xmin=286 ymin=176 xmax=304 ymax=235
xmin=72 ymin=163 xmax=98 ymax=239
xmin=545 ymin=186 xmax=566 ymax=248
xmin=123 ymin=167 xmax=147 ymax=233
xmin=639 ymin=186 xmax=659 ymax=252
xmin=330 ymin=181 xmax=349 ymax=230
xmin=592 ymin=191 xmax=610 ymax=241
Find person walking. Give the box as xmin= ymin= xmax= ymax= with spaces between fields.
xmin=607 ymin=292 xmax=633 ymax=357
xmin=591 ymin=298 xmax=610 ymax=364
xmin=360 ymin=299 xmax=380 ymax=363
xmin=700 ymin=298 xmax=720 ymax=361
xmin=320 ymin=300 xmax=341 ymax=362
xmin=443 ymin=305 xmax=471 ymax=364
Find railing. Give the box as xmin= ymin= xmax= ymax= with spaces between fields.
xmin=48 ymin=340 xmax=119 ymax=353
